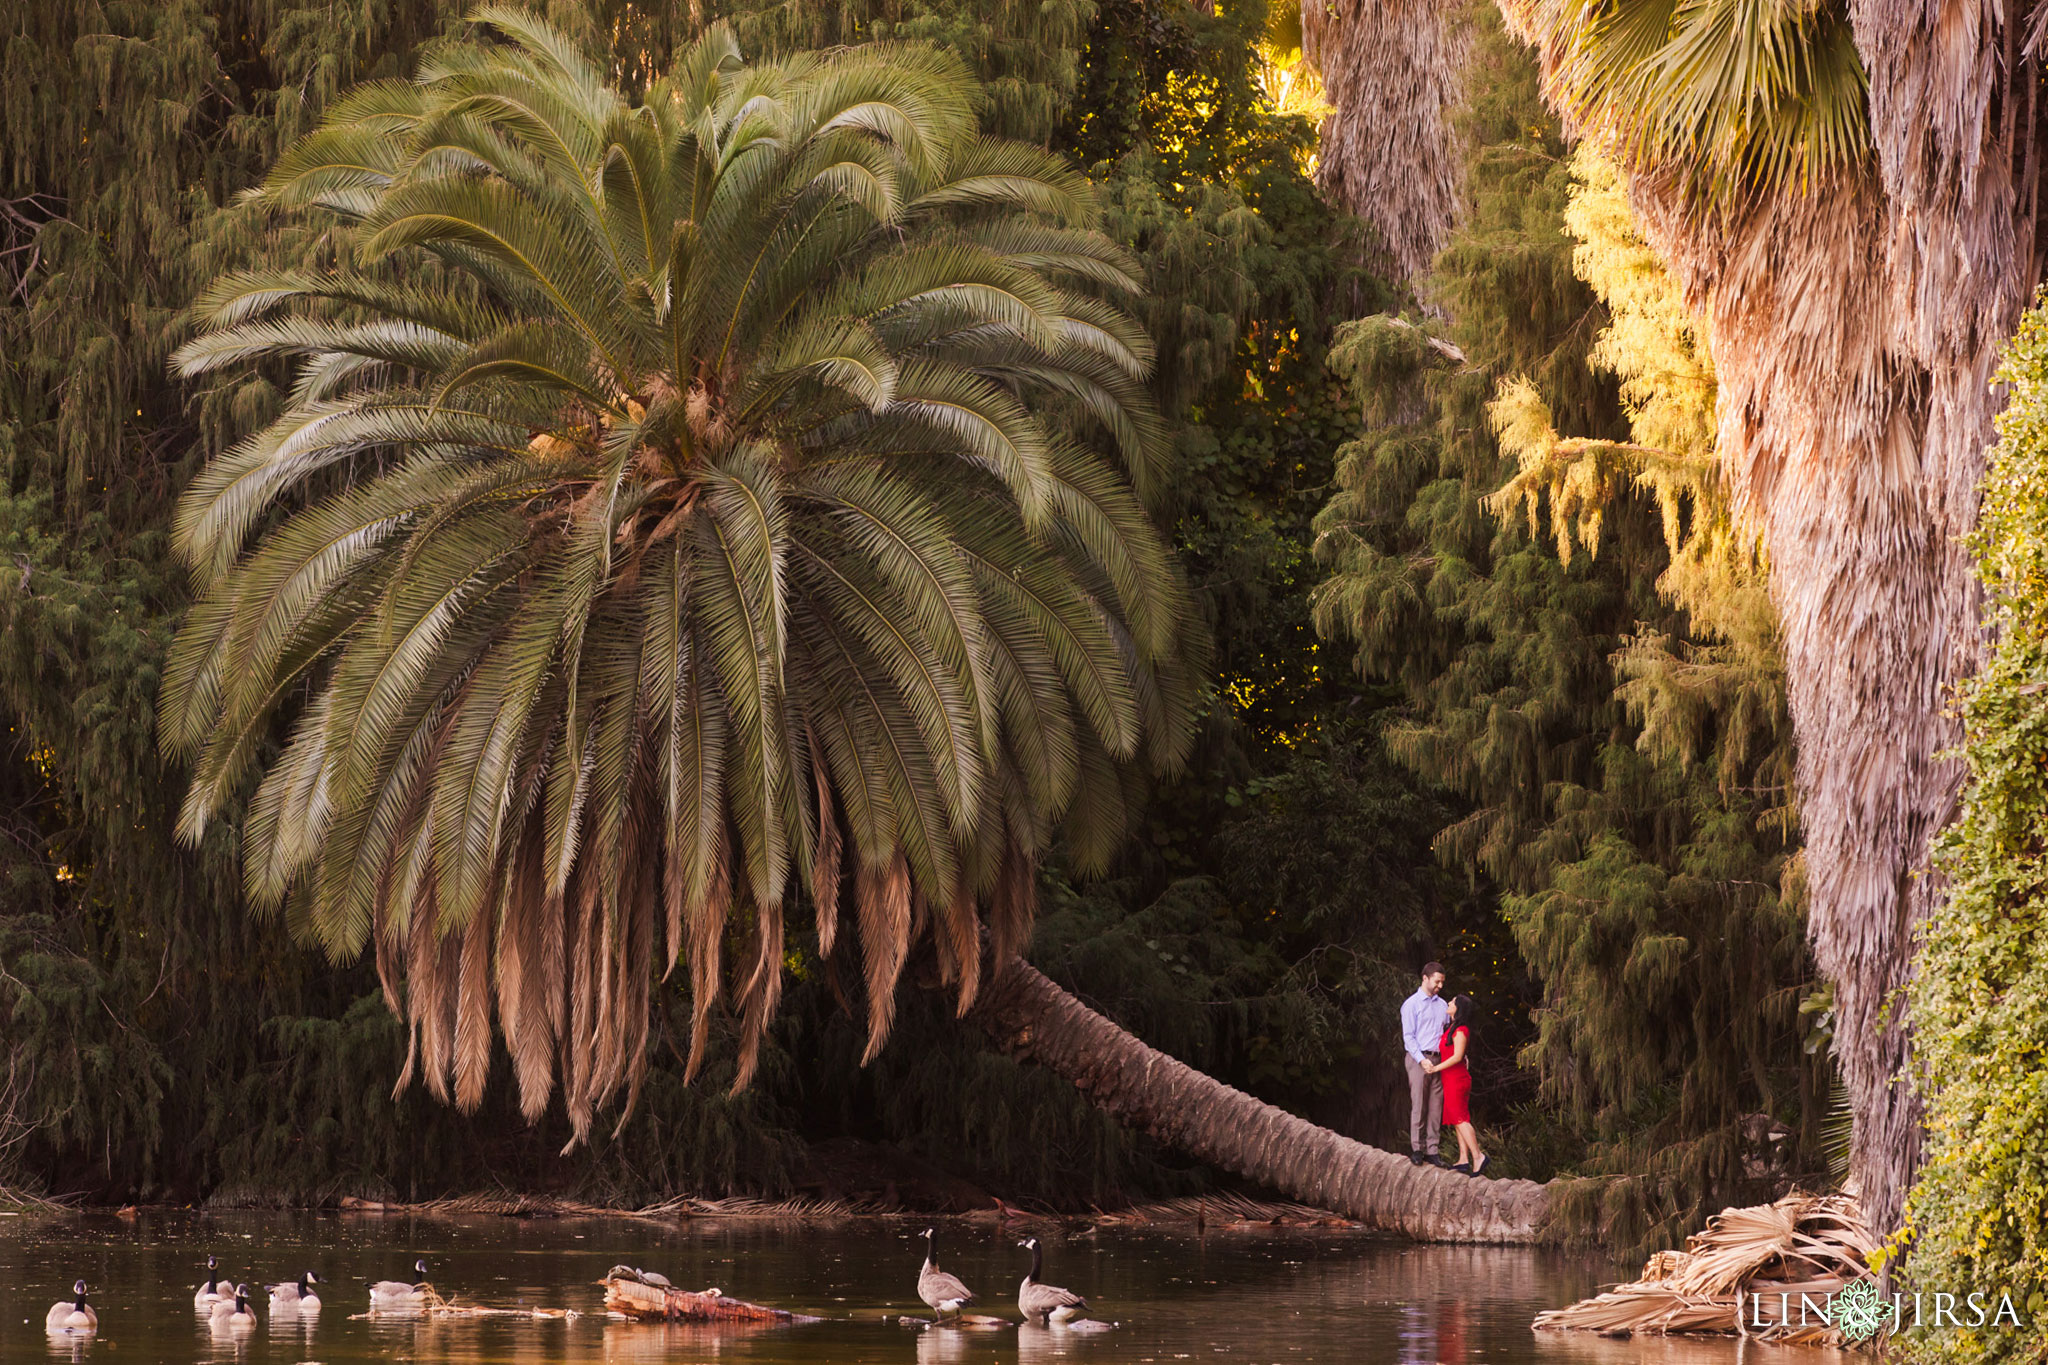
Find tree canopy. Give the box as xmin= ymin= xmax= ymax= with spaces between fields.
xmin=163 ymin=9 xmax=1198 ymax=1140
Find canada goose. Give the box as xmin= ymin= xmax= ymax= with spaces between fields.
xmin=916 ymin=1227 xmax=974 ymax=1318
xmin=368 ymin=1258 xmax=431 ymax=1310
xmin=215 ymin=1283 xmax=258 ymax=1330
xmin=1016 ymin=1238 xmax=1088 ymax=1324
xmin=45 ymin=1281 xmax=96 ymax=1334
xmin=269 ymin=1270 xmax=322 ymax=1312
xmin=194 ymin=1254 xmax=226 ymax=1308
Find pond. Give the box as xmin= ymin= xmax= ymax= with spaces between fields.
xmin=0 ymin=1209 xmax=1847 ymax=1364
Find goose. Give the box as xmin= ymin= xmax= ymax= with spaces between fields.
xmin=368 ymin=1258 xmax=431 ymax=1311
xmin=214 ymin=1283 xmax=258 ymax=1330
xmin=1016 ymin=1238 xmax=1088 ymax=1325
xmin=916 ymin=1227 xmax=974 ymax=1319
xmin=269 ymin=1269 xmax=322 ymax=1313
xmin=194 ymin=1254 xmax=226 ymax=1309
xmin=45 ymin=1281 xmax=96 ymax=1334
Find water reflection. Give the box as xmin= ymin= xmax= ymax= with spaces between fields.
xmin=913 ymin=1323 xmax=971 ymax=1365
xmin=602 ymin=1319 xmax=801 ymax=1361
xmin=1015 ymin=1322 xmax=1119 ymax=1364
xmin=43 ymin=1334 xmax=92 ymax=1364
xmin=0 ymin=1208 xmax=1801 ymax=1365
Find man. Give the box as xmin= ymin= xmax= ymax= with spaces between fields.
xmin=1401 ymin=962 xmax=1450 ymax=1167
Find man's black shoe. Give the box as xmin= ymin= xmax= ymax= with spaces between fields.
xmin=1430 ymin=1153 xmax=1454 ymax=1169
xmin=1408 ymin=1149 xmax=1425 ymax=1166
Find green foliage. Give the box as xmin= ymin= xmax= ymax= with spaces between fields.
xmin=1311 ymin=8 xmax=1818 ymax=1253
xmin=1900 ymin=300 xmax=2048 ymax=1365
xmin=2 ymin=0 xmax=1451 ymax=1208
xmin=1508 ymin=0 xmax=1869 ymax=210
xmin=168 ymin=11 xmax=1201 ymax=1140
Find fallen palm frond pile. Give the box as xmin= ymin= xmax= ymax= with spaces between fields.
xmin=0 ymin=1187 xmax=67 ymax=1213
xmin=350 ymin=1285 xmax=579 ymax=1321
xmin=339 ymin=1192 xmax=860 ymax=1219
xmin=1533 ymin=1193 xmax=1879 ymax=1346
xmin=632 ymin=1195 xmax=859 ymax=1219
xmin=602 ymin=1266 xmax=821 ymax=1324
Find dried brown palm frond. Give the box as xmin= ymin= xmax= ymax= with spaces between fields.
xmin=1534 ymin=1191 xmax=1878 ymax=1344
xmin=1304 ymin=0 xmax=1474 ymax=281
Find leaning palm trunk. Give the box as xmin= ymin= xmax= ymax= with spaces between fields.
xmin=974 ymin=957 xmax=1552 ymax=1242
xmin=1303 ymin=0 xmax=1472 ymax=281
xmin=1497 ymin=0 xmax=2045 ymax=1235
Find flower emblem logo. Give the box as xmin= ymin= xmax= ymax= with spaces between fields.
xmin=1831 ymin=1278 xmax=1890 ymax=1343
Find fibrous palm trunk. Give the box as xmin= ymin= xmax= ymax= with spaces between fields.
xmin=1497 ymin=0 xmax=2045 ymax=1234
xmin=1304 ymin=0 xmax=1472 ymax=282
xmin=974 ymin=958 xmax=1552 ymax=1242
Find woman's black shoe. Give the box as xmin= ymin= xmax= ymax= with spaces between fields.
xmin=1470 ymin=1155 xmax=1490 ymax=1177
xmin=1451 ymin=1162 xmax=1471 ymax=1175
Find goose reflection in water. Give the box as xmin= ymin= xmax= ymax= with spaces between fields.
xmin=914 ymin=1322 xmax=972 ymax=1365
xmin=42 ymin=1334 xmax=89 ymax=1365
xmin=602 ymin=1319 xmax=793 ymax=1362
xmin=1019 ymin=1320 xmax=1120 ymax=1364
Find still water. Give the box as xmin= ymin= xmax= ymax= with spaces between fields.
xmin=0 ymin=1210 xmax=1846 ymax=1364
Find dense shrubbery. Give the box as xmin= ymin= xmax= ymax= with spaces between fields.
xmin=1310 ymin=8 xmax=1821 ymax=1253
xmin=1898 ymin=302 xmax=2048 ymax=1364
xmin=0 ymin=0 xmax=1462 ymax=1205
xmin=2 ymin=0 xmax=1815 ymax=1222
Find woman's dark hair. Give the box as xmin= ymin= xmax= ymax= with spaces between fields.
xmin=1448 ymin=994 xmax=1478 ymax=1037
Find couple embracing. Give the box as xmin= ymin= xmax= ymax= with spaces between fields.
xmin=1400 ymin=962 xmax=1490 ymax=1177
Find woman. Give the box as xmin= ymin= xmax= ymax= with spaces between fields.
xmin=1425 ymin=995 xmax=1488 ymax=1176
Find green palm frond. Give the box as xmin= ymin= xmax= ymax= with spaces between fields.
xmin=166 ymin=7 xmax=1194 ymax=1137
xmin=1520 ymin=0 xmax=1869 ymax=209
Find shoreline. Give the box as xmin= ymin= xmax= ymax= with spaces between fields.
xmin=6 ymin=1190 xmax=1387 ymax=1234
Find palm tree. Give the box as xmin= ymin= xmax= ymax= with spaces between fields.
xmin=1492 ymin=0 xmax=2046 ymax=1233
xmin=1301 ymin=0 xmax=1472 ymax=283
xmin=162 ymin=9 xmax=1554 ymax=1239
xmin=164 ymin=7 xmax=1199 ymax=1140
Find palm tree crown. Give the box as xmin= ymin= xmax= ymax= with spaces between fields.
xmin=163 ymin=7 xmax=1194 ymax=1141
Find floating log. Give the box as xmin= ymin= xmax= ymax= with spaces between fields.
xmin=602 ymin=1267 xmax=820 ymax=1324
xmin=1533 ymin=1192 xmax=1879 ymax=1347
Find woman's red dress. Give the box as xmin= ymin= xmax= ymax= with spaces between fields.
xmin=1438 ymin=1024 xmax=1472 ymax=1125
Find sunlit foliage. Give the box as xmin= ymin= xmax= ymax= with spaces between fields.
xmin=1902 ymin=302 xmax=2048 ymax=1365
xmin=1311 ymin=11 xmax=1818 ymax=1253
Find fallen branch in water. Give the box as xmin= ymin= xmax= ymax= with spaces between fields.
xmin=349 ymin=1285 xmax=580 ymax=1321
xmin=602 ymin=1267 xmax=821 ymax=1324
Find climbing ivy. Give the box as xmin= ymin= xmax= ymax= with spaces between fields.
xmin=1899 ymin=300 xmax=2048 ymax=1365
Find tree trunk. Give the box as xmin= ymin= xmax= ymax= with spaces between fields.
xmin=1302 ymin=0 xmax=1471 ymax=282
xmin=973 ymin=957 xmax=1552 ymax=1243
xmin=1494 ymin=0 xmax=2047 ymax=1237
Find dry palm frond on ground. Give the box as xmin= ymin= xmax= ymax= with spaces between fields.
xmin=1533 ymin=1193 xmax=1878 ymax=1346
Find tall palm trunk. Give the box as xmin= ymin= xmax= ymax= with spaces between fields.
xmin=974 ymin=957 xmax=1552 ymax=1242
xmin=1497 ymin=1 xmax=2045 ymax=1233
xmin=1303 ymin=0 xmax=1471 ymax=282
